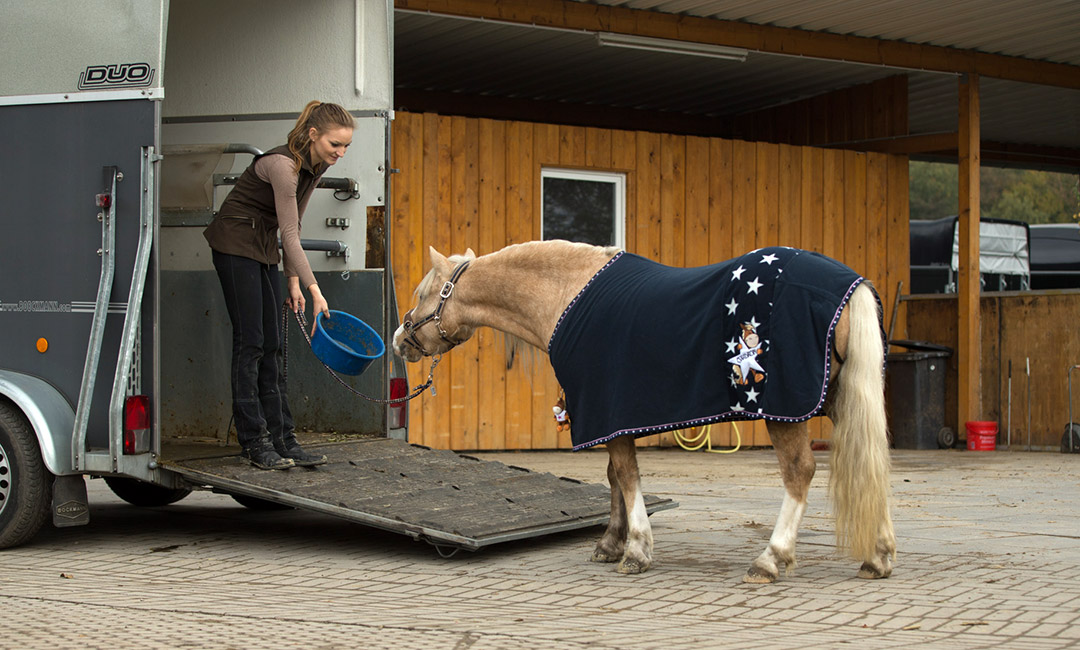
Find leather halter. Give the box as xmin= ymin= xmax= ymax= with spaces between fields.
xmin=400 ymin=260 xmax=471 ymax=356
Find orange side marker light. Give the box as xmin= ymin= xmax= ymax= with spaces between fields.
xmin=36 ymin=338 xmax=48 ymax=353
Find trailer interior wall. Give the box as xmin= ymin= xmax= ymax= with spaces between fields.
xmin=159 ymin=0 xmax=395 ymax=441
xmin=163 ymin=0 xmax=390 ymax=116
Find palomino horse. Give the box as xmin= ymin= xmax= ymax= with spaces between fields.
xmin=393 ymin=240 xmax=895 ymax=583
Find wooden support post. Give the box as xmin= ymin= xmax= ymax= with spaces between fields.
xmin=957 ymin=74 xmax=981 ymax=430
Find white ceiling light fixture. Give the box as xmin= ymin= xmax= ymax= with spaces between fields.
xmin=596 ymin=32 xmax=749 ymax=62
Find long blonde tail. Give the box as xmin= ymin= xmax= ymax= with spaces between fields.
xmin=829 ymin=282 xmax=895 ymax=563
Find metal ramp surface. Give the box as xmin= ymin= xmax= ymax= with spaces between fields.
xmin=162 ymin=438 xmax=677 ymax=551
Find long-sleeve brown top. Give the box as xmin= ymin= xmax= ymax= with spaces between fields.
xmin=254 ymin=154 xmax=318 ymax=290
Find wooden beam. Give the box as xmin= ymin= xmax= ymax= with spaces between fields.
xmin=826 ymin=133 xmax=958 ymax=155
xmin=395 ymin=0 xmax=1080 ymax=91
xmin=394 ymin=88 xmax=729 ymax=136
xmin=979 ymin=141 xmax=1080 ymax=173
xmin=957 ymin=74 xmax=981 ymax=433
xmin=826 ymin=134 xmax=1080 ymax=171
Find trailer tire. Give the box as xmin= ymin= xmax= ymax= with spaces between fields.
xmin=103 ymin=477 xmax=192 ymax=507
xmin=0 ymin=401 xmax=52 ymax=549
xmin=230 ymin=493 xmax=293 ymax=510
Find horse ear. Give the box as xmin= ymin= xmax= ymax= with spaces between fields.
xmin=464 ymin=247 xmax=477 ymax=260
xmin=429 ymin=246 xmax=452 ymax=275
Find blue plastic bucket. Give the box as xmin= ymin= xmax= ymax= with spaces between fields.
xmin=311 ymin=310 xmax=385 ymax=376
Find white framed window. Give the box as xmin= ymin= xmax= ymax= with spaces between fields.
xmin=541 ymin=168 xmax=626 ymax=248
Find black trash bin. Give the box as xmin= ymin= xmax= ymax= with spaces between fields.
xmin=886 ymin=340 xmax=953 ymax=449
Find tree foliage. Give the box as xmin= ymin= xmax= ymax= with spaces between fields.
xmin=909 ymin=161 xmax=1079 ymax=224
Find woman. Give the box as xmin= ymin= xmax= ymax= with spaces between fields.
xmin=204 ymin=101 xmax=354 ymax=469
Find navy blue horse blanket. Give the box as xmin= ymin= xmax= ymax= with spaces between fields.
xmin=547 ymin=247 xmax=874 ymax=450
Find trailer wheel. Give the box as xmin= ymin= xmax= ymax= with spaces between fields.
xmin=230 ymin=493 xmax=293 ymax=510
xmin=103 ymin=477 xmax=192 ymax=507
xmin=0 ymin=401 xmax=52 ymax=549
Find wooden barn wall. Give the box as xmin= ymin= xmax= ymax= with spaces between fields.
xmin=729 ymin=75 xmax=909 ymax=147
xmin=904 ymin=292 xmax=1080 ymax=450
xmin=391 ymin=111 xmax=911 ymax=451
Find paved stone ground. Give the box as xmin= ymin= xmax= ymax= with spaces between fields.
xmin=3 ymin=448 xmax=1079 ymax=649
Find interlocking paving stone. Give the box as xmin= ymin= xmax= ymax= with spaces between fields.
xmin=4 ymin=448 xmax=1079 ymax=649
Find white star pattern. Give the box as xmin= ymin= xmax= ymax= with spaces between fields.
xmin=745 ymin=387 xmax=760 ymax=403
xmin=732 ymin=265 xmax=746 ymax=280
xmin=725 ymin=298 xmax=739 ymax=315
xmin=747 ymin=277 xmax=763 ymax=294
xmin=748 ymin=316 xmax=761 ymax=329
xmin=726 ymin=338 xmax=740 ymax=354
xmin=731 ymin=403 xmax=745 ymax=412
xmin=760 ymin=253 xmax=779 ymax=265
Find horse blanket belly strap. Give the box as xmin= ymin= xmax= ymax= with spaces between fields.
xmin=548 ymin=247 xmax=873 ymax=451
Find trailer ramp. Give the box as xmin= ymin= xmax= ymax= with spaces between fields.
xmin=162 ymin=438 xmax=677 ymax=552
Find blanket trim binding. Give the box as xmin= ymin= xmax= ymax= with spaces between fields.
xmin=547 ymin=250 xmax=625 ymax=355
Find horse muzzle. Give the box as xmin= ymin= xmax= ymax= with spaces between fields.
xmin=392 ymin=324 xmax=424 ymax=362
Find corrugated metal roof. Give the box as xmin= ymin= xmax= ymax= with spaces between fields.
xmin=593 ymin=0 xmax=1080 ymax=65
xmin=394 ymin=2 xmax=1080 ymax=164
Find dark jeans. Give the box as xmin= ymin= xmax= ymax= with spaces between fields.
xmin=212 ymin=250 xmax=295 ymax=447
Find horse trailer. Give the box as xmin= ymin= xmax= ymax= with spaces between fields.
xmin=0 ymin=0 xmax=672 ymax=551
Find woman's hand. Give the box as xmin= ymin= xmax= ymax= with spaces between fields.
xmin=287 ymin=276 xmax=305 ymax=314
xmin=308 ymin=283 xmax=329 ymax=337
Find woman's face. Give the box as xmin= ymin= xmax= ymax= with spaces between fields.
xmin=309 ymin=126 xmax=353 ymax=167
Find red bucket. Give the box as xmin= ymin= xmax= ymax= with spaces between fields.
xmin=966 ymin=421 xmax=998 ymax=451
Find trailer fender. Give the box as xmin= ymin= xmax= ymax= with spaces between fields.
xmin=0 ymin=370 xmax=75 ymax=476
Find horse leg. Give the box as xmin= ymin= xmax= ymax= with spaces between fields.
xmin=745 ymin=421 xmax=815 ymax=584
xmin=590 ymin=453 xmax=627 ymax=563
xmin=598 ymin=435 xmax=653 ymax=574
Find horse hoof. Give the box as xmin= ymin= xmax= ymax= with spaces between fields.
xmin=617 ymin=558 xmax=650 ymax=574
xmin=743 ymin=565 xmax=778 ymax=584
xmin=590 ymin=550 xmax=620 ymax=563
xmin=857 ymin=561 xmax=892 ymax=579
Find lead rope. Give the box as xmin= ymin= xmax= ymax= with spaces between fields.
xmin=281 ymin=303 xmax=440 ymax=404
xmin=674 ymin=422 xmax=742 ymax=454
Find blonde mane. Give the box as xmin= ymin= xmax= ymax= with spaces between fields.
xmin=412 ymin=252 xmax=474 ymax=301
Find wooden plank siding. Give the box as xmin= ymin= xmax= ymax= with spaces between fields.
xmin=731 ymin=76 xmax=908 ymax=147
xmin=904 ymin=292 xmax=1080 ymax=450
xmin=391 ymin=111 xmax=911 ymax=450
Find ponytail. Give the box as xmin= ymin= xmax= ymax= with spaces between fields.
xmin=286 ymin=100 xmax=356 ymax=173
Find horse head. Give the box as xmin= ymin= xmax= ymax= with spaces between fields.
xmin=393 ymin=246 xmax=477 ymax=362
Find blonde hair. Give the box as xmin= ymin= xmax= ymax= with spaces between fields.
xmin=286 ymin=100 xmax=355 ymax=173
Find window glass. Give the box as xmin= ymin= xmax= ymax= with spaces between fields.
xmin=541 ymin=168 xmax=625 ymax=248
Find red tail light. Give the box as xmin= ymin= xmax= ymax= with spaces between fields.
xmin=389 ymin=378 xmax=408 ymax=429
xmin=123 ymin=395 xmax=151 ymax=454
